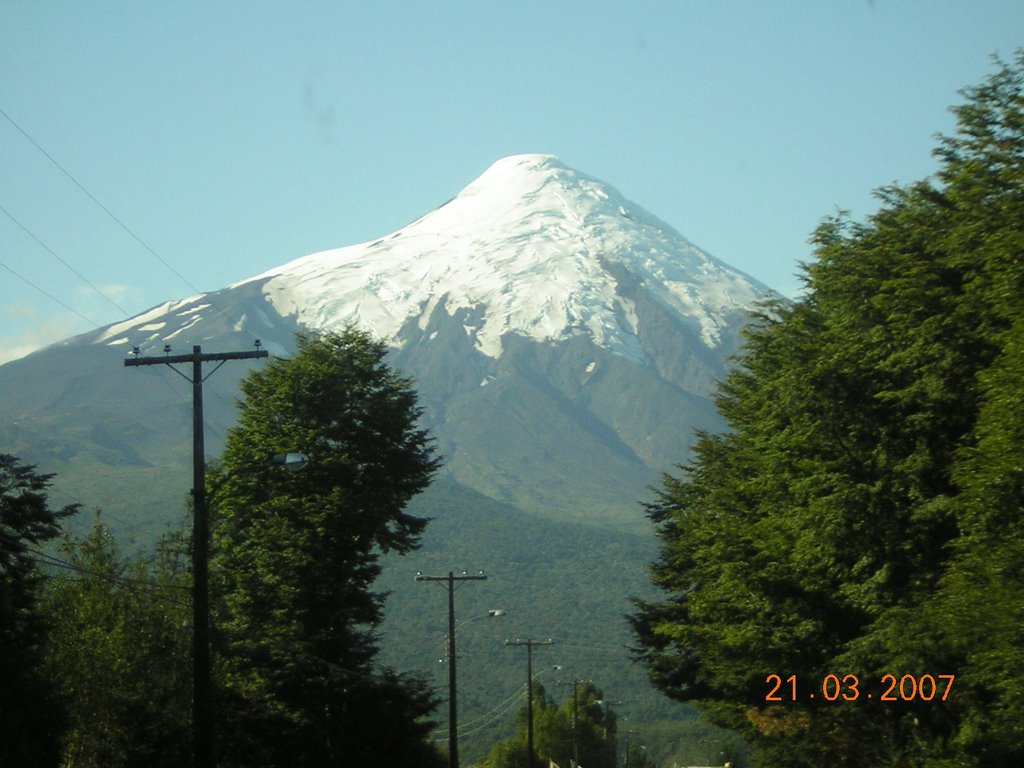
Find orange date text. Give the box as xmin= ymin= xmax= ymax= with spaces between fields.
xmin=765 ymin=673 xmax=955 ymax=702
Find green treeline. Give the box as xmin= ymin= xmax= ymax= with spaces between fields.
xmin=42 ymin=516 xmax=192 ymax=766
xmin=631 ymin=53 xmax=1024 ymax=766
xmin=1 ymin=453 xmax=77 ymax=766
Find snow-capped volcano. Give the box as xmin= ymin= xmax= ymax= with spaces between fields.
xmin=235 ymin=154 xmax=765 ymax=360
xmin=5 ymin=154 xmax=773 ymax=530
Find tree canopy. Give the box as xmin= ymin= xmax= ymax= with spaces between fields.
xmin=209 ymin=329 xmax=443 ymax=766
xmin=41 ymin=515 xmax=191 ymax=767
xmin=0 ymin=453 xmax=77 ymax=767
xmin=631 ymin=52 xmax=1024 ymax=767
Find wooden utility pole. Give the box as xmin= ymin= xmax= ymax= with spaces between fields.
xmin=415 ymin=570 xmax=488 ymax=768
xmin=505 ymin=638 xmax=555 ymax=768
xmin=125 ymin=343 xmax=267 ymax=768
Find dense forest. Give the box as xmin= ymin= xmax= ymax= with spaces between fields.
xmin=632 ymin=53 xmax=1024 ymax=766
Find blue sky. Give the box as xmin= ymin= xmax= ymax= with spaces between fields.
xmin=2 ymin=1 xmax=1022 ymax=364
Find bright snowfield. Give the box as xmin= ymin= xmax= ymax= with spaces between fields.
xmin=234 ymin=154 xmax=767 ymax=362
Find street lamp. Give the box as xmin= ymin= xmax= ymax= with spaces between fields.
xmin=271 ymin=452 xmax=308 ymax=470
xmin=440 ymin=610 xmax=506 ymax=662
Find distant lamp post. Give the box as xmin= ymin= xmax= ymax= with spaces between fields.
xmin=440 ymin=609 xmax=505 ymax=661
xmin=457 ymin=608 xmax=505 ymax=630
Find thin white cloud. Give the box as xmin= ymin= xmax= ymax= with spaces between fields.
xmin=0 ymin=328 xmax=72 ymax=365
xmin=0 ymin=286 xmax=141 ymax=366
xmin=0 ymin=305 xmax=81 ymax=365
xmin=3 ymin=302 xmax=42 ymax=320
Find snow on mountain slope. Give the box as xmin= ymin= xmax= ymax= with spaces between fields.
xmin=235 ymin=154 xmax=767 ymax=360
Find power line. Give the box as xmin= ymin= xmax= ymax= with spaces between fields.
xmin=552 ymin=638 xmax=632 ymax=655
xmin=432 ymin=683 xmax=527 ymax=740
xmin=31 ymin=548 xmax=190 ymax=599
xmin=434 ymin=661 xmax=564 ymax=740
xmin=0 ymin=105 xmax=262 ymax=346
xmin=0 ymin=255 xmax=102 ymax=326
xmin=0 ymin=106 xmax=201 ymax=297
xmin=454 ymin=682 xmax=531 ymax=736
xmin=0 ymin=534 xmax=190 ymax=607
xmin=0 ymin=202 xmax=132 ymax=317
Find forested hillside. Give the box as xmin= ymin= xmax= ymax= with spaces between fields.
xmin=632 ymin=53 xmax=1024 ymax=767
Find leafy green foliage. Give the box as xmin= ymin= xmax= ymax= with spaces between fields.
xmin=0 ymin=453 xmax=76 ymax=767
xmin=632 ymin=52 xmax=1024 ymax=767
xmin=41 ymin=514 xmax=191 ymax=767
xmin=209 ymin=329 xmax=443 ymax=766
xmin=478 ymin=682 xmax=618 ymax=768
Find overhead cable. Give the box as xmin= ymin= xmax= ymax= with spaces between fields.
xmin=1 ymin=106 xmax=201 ymax=297
xmin=1 ymin=201 xmax=131 ymax=317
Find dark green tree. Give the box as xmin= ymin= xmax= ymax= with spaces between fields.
xmin=632 ymin=52 xmax=1024 ymax=767
xmin=209 ymin=329 xmax=443 ymax=767
xmin=924 ymin=316 xmax=1024 ymax=761
xmin=0 ymin=454 xmax=76 ymax=768
xmin=41 ymin=514 xmax=191 ymax=767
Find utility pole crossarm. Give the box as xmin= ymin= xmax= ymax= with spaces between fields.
xmin=413 ymin=571 xmax=487 ymax=583
xmin=504 ymin=638 xmax=556 ymax=647
xmin=125 ymin=348 xmax=268 ymax=366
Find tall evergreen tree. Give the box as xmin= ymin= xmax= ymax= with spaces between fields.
xmin=209 ymin=329 xmax=443 ymax=767
xmin=631 ymin=52 xmax=1024 ymax=767
xmin=0 ymin=454 xmax=76 ymax=768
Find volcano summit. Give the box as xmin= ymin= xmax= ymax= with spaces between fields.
xmin=233 ymin=153 xmax=764 ymax=360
